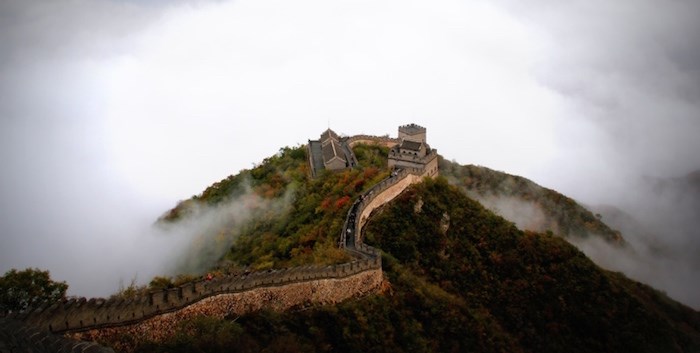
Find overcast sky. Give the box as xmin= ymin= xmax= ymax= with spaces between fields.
xmin=1 ymin=0 xmax=699 ymax=298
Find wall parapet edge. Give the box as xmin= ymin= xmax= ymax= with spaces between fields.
xmin=18 ymin=256 xmax=380 ymax=334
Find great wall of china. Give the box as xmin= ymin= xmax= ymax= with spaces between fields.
xmin=0 ymin=129 xmax=437 ymax=353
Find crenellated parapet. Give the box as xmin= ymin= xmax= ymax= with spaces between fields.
xmin=7 ymin=259 xmax=381 ymax=336
xmin=68 ymin=269 xmax=383 ymax=352
xmin=341 ymin=168 xmax=428 ymax=249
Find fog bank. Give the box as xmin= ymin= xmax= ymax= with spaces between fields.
xmin=1 ymin=0 xmax=699 ymax=301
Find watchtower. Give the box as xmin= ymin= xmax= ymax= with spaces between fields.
xmin=388 ymin=123 xmax=438 ymax=177
xmin=398 ymin=123 xmax=426 ymax=143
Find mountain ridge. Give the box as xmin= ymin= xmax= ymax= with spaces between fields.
xmin=4 ymin=134 xmax=699 ymax=352
xmin=129 ymin=141 xmax=700 ymax=352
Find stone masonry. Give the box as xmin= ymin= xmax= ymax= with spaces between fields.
xmin=69 ymin=269 xmax=383 ymax=353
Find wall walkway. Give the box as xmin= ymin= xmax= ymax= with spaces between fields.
xmin=347 ymin=135 xmax=400 ymax=148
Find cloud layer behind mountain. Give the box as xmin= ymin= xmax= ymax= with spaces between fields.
xmin=1 ymin=0 xmax=698 ymax=299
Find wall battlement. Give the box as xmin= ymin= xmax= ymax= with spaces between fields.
xmin=7 ymin=257 xmax=380 ymax=335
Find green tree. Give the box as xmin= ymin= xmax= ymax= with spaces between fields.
xmin=0 ymin=268 xmax=68 ymax=312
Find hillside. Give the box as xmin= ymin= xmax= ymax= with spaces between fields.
xmin=130 ymin=144 xmax=700 ymax=353
xmin=157 ymin=144 xmax=390 ymax=275
xmin=588 ymin=171 xmax=700 ymax=309
xmin=363 ymin=178 xmax=700 ymax=352
xmin=439 ymin=158 xmax=625 ymax=243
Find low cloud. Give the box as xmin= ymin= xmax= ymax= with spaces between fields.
xmin=571 ymin=235 xmax=700 ymax=310
xmin=155 ymin=182 xmax=294 ymax=276
xmin=468 ymin=193 xmax=552 ymax=234
xmin=468 ymin=172 xmax=700 ymax=309
xmin=2 ymin=0 xmax=700 ymax=306
xmin=578 ymin=173 xmax=700 ymax=309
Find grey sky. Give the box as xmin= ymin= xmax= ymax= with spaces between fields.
xmin=1 ymin=0 xmax=699 ymax=298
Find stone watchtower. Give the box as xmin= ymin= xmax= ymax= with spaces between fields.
xmin=398 ymin=123 xmax=426 ymax=143
xmin=388 ymin=123 xmax=439 ymax=177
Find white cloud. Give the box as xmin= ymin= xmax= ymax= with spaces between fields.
xmin=1 ymin=0 xmax=699 ymax=300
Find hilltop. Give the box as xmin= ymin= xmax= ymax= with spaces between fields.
xmin=132 ymin=140 xmax=700 ymax=352
xmin=5 ymin=127 xmax=698 ymax=353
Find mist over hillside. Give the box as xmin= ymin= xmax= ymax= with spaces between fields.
xmin=130 ymin=172 xmax=700 ymax=353
xmin=586 ymin=171 xmax=700 ymax=309
xmin=4 ymin=138 xmax=699 ymax=352
xmin=157 ymin=149 xmax=700 ymax=313
xmin=440 ymin=158 xmax=700 ymax=309
xmin=2 ymin=0 xmax=700 ymax=309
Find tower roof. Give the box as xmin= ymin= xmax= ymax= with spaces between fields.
xmin=322 ymin=139 xmax=346 ymax=163
xmin=320 ymin=128 xmax=340 ymax=142
xmin=400 ymin=140 xmax=423 ymax=151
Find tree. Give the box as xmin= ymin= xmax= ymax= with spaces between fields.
xmin=0 ymin=268 xmax=68 ymax=312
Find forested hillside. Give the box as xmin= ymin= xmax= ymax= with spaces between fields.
xmin=157 ymin=144 xmax=390 ymax=275
xmin=133 ymin=147 xmax=700 ymax=353
xmin=439 ymin=158 xmax=624 ymax=243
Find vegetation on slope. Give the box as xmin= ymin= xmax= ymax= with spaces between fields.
xmin=439 ymin=157 xmax=624 ymax=243
xmin=159 ymin=143 xmax=390 ymax=274
xmin=134 ymin=175 xmax=700 ymax=353
xmin=364 ymin=177 xmax=700 ymax=352
xmin=0 ymin=268 xmax=67 ymax=312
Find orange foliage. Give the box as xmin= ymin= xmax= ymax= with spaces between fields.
xmin=335 ymin=195 xmax=351 ymax=210
xmin=363 ymin=166 xmax=379 ymax=179
xmin=319 ymin=197 xmax=332 ymax=211
xmin=352 ymin=178 xmax=365 ymax=191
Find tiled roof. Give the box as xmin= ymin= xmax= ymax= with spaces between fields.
xmin=400 ymin=140 xmax=423 ymax=151
xmin=322 ymin=139 xmax=346 ymax=163
xmin=320 ymin=129 xmax=340 ymax=142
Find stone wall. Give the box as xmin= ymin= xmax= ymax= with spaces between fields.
xmin=355 ymin=172 xmax=421 ymax=244
xmin=347 ymin=135 xmax=400 ymax=148
xmin=339 ymin=163 xmax=434 ymax=249
xmin=423 ymin=153 xmax=439 ymax=177
xmin=9 ymin=257 xmax=380 ymax=336
xmin=69 ymin=269 xmax=383 ymax=353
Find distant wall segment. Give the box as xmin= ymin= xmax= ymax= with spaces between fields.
xmin=347 ymin=135 xmax=400 ymax=148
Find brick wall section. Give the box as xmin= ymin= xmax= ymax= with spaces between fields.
xmin=68 ymin=269 xmax=383 ymax=353
xmin=348 ymin=167 xmax=435 ymax=247
xmin=355 ymin=172 xmax=421 ymax=246
xmin=10 ymin=258 xmax=381 ymax=335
